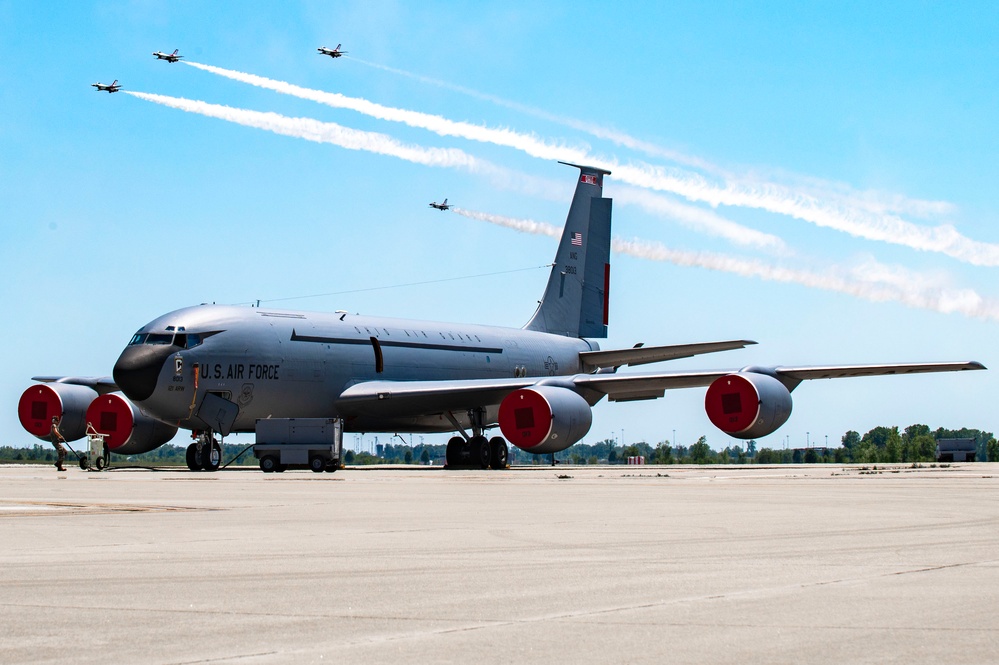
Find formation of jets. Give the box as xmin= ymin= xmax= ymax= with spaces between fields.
xmin=91 ymin=80 xmax=120 ymax=93
xmin=94 ymin=44 xmax=347 ymax=95
xmin=317 ymin=44 xmax=346 ymax=59
xmin=17 ymin=163 xmax=985 ymax=472
xmin=429 ymin=198 xmax=451 ymax=211
xmin=152 ymin=49 xmax=183 ymax=63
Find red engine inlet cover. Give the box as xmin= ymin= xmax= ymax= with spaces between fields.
xmin=705 ymin=374 xmax=760 ymax=435
xmin=498 ymin=388 xmax=554 ymax=450
xmin=86 ymin=394 xmax=135 ymax=450
xmin=17 ymin=384 xmax=62 ymax=437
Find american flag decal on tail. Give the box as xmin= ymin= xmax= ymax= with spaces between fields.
xmin=580 ymin=174 xmax=600 ymax=185
xmin=571 ymin=232 xmax=583 ymax=246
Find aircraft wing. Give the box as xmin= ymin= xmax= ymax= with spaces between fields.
xmin=336 ymin=361 xmax=985 ymax=417
xmin=31 ymin=376 xmax=119 ymax=396
xmin=580 ymin=339 xmax=756 ymax=370
xmin=337 ymin=377 xmax=537 ymax=419
xmin=575 ymin=361 xmax=985 ymax=401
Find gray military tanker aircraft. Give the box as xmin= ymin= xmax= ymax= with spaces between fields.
xmin=17 ymin=163 xmax=985 ymax=471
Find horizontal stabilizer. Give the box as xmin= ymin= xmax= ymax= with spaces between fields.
xmin=580 ymin=340 xmax=756 ymax=371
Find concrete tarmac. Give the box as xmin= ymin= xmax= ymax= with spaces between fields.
xmin=1 ymin=462 xmax=997 ymax=664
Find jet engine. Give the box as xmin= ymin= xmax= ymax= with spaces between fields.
xmin=704 ymin=372 xmax=792 ymax=439
xmin=18 ymin=383 xmax=98 ymax=442
xmin=498 ymin=385 xmax=592 ymax=454
xmin=86 ymin=392 xmax=179 ymax=455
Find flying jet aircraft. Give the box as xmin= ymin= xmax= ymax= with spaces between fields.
xmin=91 ymin=80 xmax=121 ymax=93
xmin=17 ymin=163 xmax=985 ymax=472
xmin=317 ymin=44 xmax=346 ymax=59
xmin=429 ymin=199 xmax=451 ymax=211
xmin=152 ymin=49 xmax=183 ymax=63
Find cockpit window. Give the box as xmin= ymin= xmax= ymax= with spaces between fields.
xmin=128 ymin=330 xmax=220 ymax=348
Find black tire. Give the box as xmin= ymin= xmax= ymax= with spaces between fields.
xmin=259 ymin=455 xmax=278 ymax=473
xmin=78 ymin=455 xmax=89 ymax=470
xmin=203 ymin=443 xmax=222 ymax=472
xmin=445 ymin=436 xmax=464 ymax=468
xmin=324 ymin=461 xmax=338 ymax=473
xmin=275 ymin=465 xmax=287 ymax=473
xmin=489 ymin=437 xmax=508 ymax=470
xmin=186 ymin=443 xmax=202 ymax=472
xmin=95 ymin=456 xmax=106 ymax=471
xmin=309 ymin=455 xmax=326 ymax=473
xmin=469 ymin=435 xmax=491 ymax=469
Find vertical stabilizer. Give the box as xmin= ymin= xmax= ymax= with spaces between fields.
xmin=524 ymin=162 xmax=612 ymax=338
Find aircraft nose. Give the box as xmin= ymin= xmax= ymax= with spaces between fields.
xmin=112 ymin=344 xmax=173 ymax=402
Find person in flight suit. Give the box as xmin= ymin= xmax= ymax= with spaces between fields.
xmin=50 ymin=417 xmax=68 ymax=471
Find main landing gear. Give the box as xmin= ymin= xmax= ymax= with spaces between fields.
xmin=443 ymin=409 xmax=509 ymax=470
xmin=186 ymin=431 xmax=222 ymax=472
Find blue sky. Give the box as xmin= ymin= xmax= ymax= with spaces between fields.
xmin=1 ymin=1 xmax=995 ymax=451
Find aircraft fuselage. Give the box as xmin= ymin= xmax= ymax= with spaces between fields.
xmin=114 ymin=304 xmax=597 ymax=435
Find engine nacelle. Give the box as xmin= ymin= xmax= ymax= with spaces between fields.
xmin=498 ymin=385 xmax=592 ymax=454
xmin=86 ymin=392 xmax=179 ymax=455
xmin=705 ymin=372 xmax=792 ymax=439
xmin=18 ymin=383 xmax=98 ymax=442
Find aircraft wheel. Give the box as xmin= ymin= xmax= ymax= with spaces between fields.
xmin=95 ymin=456 xmax=106 ymax=471
xmin=203 ymin=443 xmax=222 ymax=472
xmin=309 ymin=455 xmax=326 ymax=473
xmin=186 ymin=444 xmax=203 ymax=471
xmin=445 ymin=436 xmax=464 ymax=468
xmin=489 ymin=437 xmax=508 ymax=470
xmin=259 ymin=455 xmax=278 ymax=473
xmin=469 ymin=435 xmax=491 ymax=469
xmin=79 ymin=455 xmax=89 ymax=471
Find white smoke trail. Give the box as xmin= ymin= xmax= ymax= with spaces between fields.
xmin=124 ymin=91 xmax=491 ymax=172
xmin=348 ymin=57 xmax=721 ymax=173
xmin=188 ymin=61 xmax=999 ymax=266
xmin=350 ymin=57 xmax=958 ymax=222
xmin=184 ymin=60 xmax=592 ymax=164
xmin=453 ymin=207 xmax=999 ymax=322
xmin=609 ymin=185 xmax=788 ymax=254
xmin=183 ymin=61 xmax=786 ymax=253
xmin=611 ymin=163 xmax=999 ymax=267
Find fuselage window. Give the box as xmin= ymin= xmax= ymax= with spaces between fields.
xmin=146 ymin=333 xmax=174 ymax=345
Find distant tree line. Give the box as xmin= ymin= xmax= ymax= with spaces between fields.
xmin=3 ymin=424 xmax=996 ymax=466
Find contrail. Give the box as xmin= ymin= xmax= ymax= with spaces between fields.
xmin=187 ymin=61 xmax=999 ymax=266
xmin=124 ymin=91 xmax=492 ymax=172
xmin=453 ymin=207 xmax=999 ymax=322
